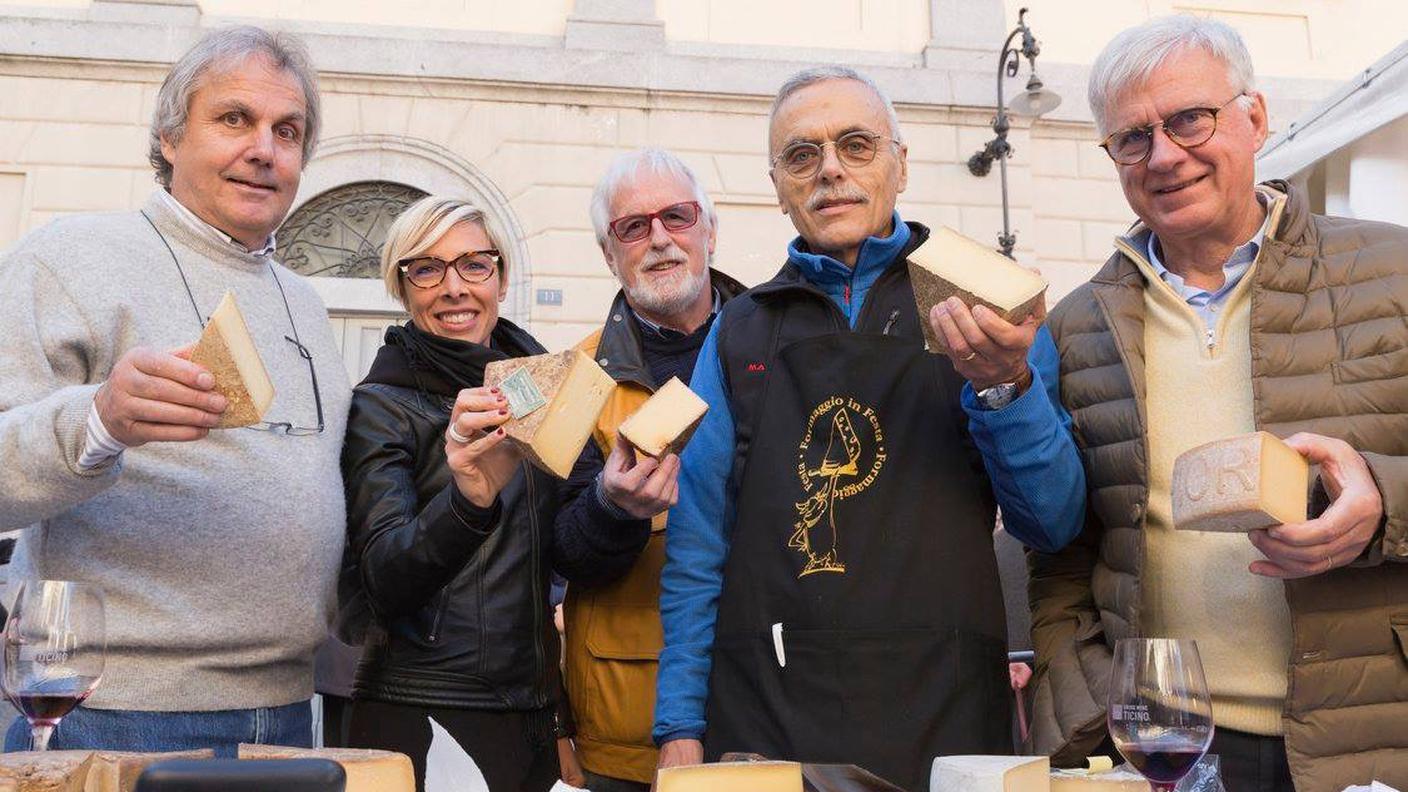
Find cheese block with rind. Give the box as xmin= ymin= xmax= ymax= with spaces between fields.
xmin=190 ymin=291 xmax=275 ymax=428
xmin=84 ymin=750 xmax=214 ymax=792
xmin=1172 ymin=431 xmax=1309 ymax=532
xmin=656 ymin=761 xmax=802 ymax=792
xmin=0 ymin=751 xmax=94 ymax=792
xmin=618 ymin=376 xmax=709 ymax=458
xmin=484 ymin=350 xmax=616 ymax=478
xmin=908 ymin=226 xmax=1048 ymax=354
xmin=930 ymin=755 xmax=1050 ymax=792
xmin=237 ymin=744 xmax=413 ymax=792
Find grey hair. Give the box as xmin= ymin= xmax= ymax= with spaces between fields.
xmin=1088 ymin=15 xmax=1256 ymax=135
xmin=149 ymin=26 xmax=321 ymax=188
xmin=770 ymin=65 xmax=904 ymax=148
xmin=589 ymin=148 xmax=717 ymax=247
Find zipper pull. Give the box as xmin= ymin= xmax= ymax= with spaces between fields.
xmin=882 ymin=309 xmax=900 ymax=336
xmin=843 ymin=284 xmax=851 ymax=306
xmin=772 ymin=622 xmax=786 ymax=668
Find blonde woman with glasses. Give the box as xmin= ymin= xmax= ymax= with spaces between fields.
xmin=340 ymin=196 xmax=658 ymax=791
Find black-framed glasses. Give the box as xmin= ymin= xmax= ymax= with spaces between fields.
xmin=608 ymin=201 xmax=702 ymax=243
xmin=771 ymin=130 xmax=896 ymax=179
xmin=1099 ymin=93 xmax=1247 ymax=166
xmin=246 ymin=334 xmax=325 ymax=436
xmin=398 ymin=250 xmax=502 ymax=289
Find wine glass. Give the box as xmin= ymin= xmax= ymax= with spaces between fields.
xmin=1107 ymin=638 xmax=1215 ymax=792
xmin=2 ymin=581 xmax=105 ymax=751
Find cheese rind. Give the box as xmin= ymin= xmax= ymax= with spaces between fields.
xmin=618 ymin=377 xmax=709 ymax=458
xmin=1049 ymin=767 xmax=1148 ymax=791
xmin=1172 ymin=431 xmax=1309 ymax=532
xmin=907 ymin=226 xmax=1048 ymax=355
xmin=0 ymin=751 xmax=94 ymax=792
xmin=84 ymin=750 xmax=214 ymax=792
xmin=190 ymin=291 xmax=275 ymax=428
xmin=237 ymin=744 xmax=413 ymax=792
xmin=930 ymin=755 xmax=1050 ymax=792
xmin=484 ymin=351 xmax=616 ymax=478
xmin=656 ymin=761 xmax=802 ymax=792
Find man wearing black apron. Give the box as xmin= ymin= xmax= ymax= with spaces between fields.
xmin=654 ymin=66 xmax=1087 ymax=792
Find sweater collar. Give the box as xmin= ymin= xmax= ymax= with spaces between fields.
xmin=143 ymin=190 xmax=275 ymax=273
xmin=785 ymin=211 xmax=911 ymax=287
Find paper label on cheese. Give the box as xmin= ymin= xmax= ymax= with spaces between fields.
xmin=501 ymin=366 xmax=548 ymax=419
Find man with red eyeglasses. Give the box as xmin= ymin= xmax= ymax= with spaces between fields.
xmin=557 ymin=148 xmax=746 ymax=792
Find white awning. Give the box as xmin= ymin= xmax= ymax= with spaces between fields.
xmin=1257 ymin=41 xmax=1408 ymax=181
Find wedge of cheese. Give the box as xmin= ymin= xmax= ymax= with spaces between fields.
xmin=483 ymin=350 xmax=616 ymax=478
xmin=930 ymin=755 xmax=1050 ymax=792
xmin=0 ymin=751 xmax=94 ymax=792
xmin=908 ymin=226 xmax=1048 ymax=354
xmin=619 ymin=376 xmax=708 ymax=458
xmin=84 ymin=750 xmax=213 ymax=792
xmin=1049 ymin=767 xmax=1148 ymax=792
xmin=1172 ymin=431 xmax=1308 ymax=532
xmin=190 ymin=291 xmax=275 ymax=428
xmin=237 ymin=745 xmax=413 ymax=792
xmin=656 ymin=761 xmax=802 ymax=792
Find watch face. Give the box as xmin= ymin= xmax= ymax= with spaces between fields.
xmin=979 ymin=383 xmax=1017 ymax=409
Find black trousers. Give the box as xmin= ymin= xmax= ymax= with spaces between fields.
xmin=1209 ymin=727 xmax=1294 ymax=792
xmin=346 ymin=698 xmax=559 ymax=792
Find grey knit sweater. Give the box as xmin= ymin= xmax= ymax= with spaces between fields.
xmin=0 ymin=192 xmax=351 ymax=711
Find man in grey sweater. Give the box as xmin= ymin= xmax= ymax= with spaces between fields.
xmin=0 ymin=27 xmax=350 ymax=755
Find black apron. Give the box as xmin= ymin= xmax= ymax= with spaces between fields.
xmin=704 ymin=254 xmax=1011 ymax=792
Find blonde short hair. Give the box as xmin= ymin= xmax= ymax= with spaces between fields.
xmin=380 ymin=195 xmax=509 ymax=307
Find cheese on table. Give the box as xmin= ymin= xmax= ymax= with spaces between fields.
xmin=0 ymin=751 xmax=94 ymax=792
xmin=84 ymin=750 xmax=213 ymax=792
xmin=618 ymin=376 xmax=709 ymax=458
xmin=930 ymin=755 xmax=1050 ymax=792
xmin=1049 ymin=767 xmax=1148 ymax=791
xmin=907 ymin=226 xmax=1048 ymax=355
xmin=190 ymin=291 xmax=275 ymax=428
xmin=656 ymin=761 xmax=802 ymax=792
xmin=483 ymin=350 xmax=616 ymax=478
xmin=1172 ymin=431 xmax=1309 ymax=532
xmin=237 ymin=745 xmax=413 ymax=792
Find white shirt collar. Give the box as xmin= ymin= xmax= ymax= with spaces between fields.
xmin=155 ymin=189 xmax=278 ymax=258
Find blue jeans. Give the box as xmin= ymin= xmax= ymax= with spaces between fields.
xmin=3 ymin=700 xmax=313 ymax=757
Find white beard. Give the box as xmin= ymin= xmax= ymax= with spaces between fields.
xmin=623 ymin=259 xmax=710 ymax=320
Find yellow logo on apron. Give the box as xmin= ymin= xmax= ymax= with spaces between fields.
xmin=792 ymin=395 xmax=887 ymax=577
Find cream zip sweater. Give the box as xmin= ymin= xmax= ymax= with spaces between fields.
xmin=0 ymin=191 xmax=351 ymax=711
xmin=1125 ymin=193 xmax=1293 ymax=736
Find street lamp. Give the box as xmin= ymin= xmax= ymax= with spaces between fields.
xmin=966 ymin=7 xmax=1061 ymax=258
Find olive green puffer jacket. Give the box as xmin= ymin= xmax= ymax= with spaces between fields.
xmin=1031 ymin=182 xmax=1408 ymax=792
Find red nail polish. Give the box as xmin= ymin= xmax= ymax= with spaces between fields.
xmin=496 ymin=428 xmax=505 ymax=436
xmin=490 ymin=387 xmax=501 ymax=394
xmin=499 ymin=409 xmax=508 ymax=415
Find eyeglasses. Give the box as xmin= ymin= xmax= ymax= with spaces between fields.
xmin=771 ymin=130 xmax=896 ymax=179
xmin=607 ymin=202 xmax=702 ymax=244
xmin=398 ymin=250 xmax=502 ymax=289
xmin=1099 ymin=94 xmax=1247 ymax=166
xmin=246 ymin=334 xmax=325 ymax=436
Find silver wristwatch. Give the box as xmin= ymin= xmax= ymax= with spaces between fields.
xmin=976 ymin=381 xmax=1020 ymax=410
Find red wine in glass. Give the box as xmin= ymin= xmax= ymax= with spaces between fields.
xmin=1107 ymin=639 xmax=1215 ymax=792
xmin=2 ymin=581 xmax=106 ymax=751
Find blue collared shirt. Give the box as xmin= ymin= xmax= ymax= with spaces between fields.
xmin=1140 ymin=197 xmax=1270 ymax=333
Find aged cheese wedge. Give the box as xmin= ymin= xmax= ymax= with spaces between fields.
xmin=1050 ymin=766 xmax=1148 ymax=792
xmin=237 ymin=745 xmax=413 ymax=792
xmin=930 ymin=755 xmax=1050 ymax=792
xmin=84 ymin=750 xmax=214 ymax=792
xmin=190 ymin=291 xmax=275 ymax=428
xmin=483 ymin=350 xmax=616 ymax=478
xmin=908 ymin=226 xmax=1048 ymax=354
xmin=0 ymin=751 xmax=94 ymax=792
xmin=1172 ymin=431 xmax=1308 ymax=532
xmin=619 ymin=377 xmax=708 ymax=458
xmin=656 ymin=761 xmax=802 ymax=792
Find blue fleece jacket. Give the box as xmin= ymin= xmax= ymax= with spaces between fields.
xmin=653 ymin=216 xmax=1085 ymax=746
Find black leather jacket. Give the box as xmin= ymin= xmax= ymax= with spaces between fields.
xmin=341 ymin=324 xmax=649 ymax=710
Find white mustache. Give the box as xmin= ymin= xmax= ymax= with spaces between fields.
xmin=808 ymin=188 xmax=869 ymax=211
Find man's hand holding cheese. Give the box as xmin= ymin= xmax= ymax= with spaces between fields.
xmin=93 ymin=345 xmax=228 ymax=447
xmin=929 ymin=296 xmax=1044 ymax=392
xmin=1247 ymin=433 xmax=1384 ymax=579
xmin=599 ymin=435 xmax=680 ymax=520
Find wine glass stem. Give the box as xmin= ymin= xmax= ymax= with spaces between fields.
xmin=30 ymin=723 xmax=54 ymax=752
